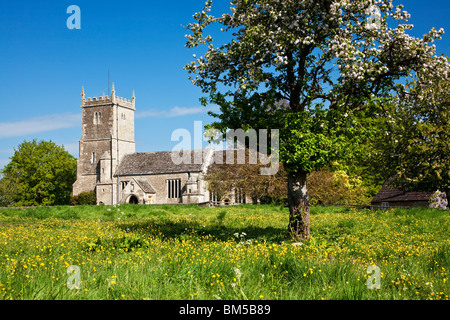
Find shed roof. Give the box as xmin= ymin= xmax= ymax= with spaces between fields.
xmin=371 ymin=178 xmax=435 ymax=204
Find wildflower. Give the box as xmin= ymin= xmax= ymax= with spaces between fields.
xmin=233 ymin=267 xmax=242 ymax=280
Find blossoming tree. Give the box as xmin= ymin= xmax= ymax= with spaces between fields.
xmin=184 ymin=0 xmax=449 ymax=240
xmin=373 ymin=74 xmax=449 ymax=199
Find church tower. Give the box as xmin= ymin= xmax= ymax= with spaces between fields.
xmin=72 ymin=84 xmax=136 ymax=205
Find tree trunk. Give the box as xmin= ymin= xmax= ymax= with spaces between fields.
xmin=287 ymin=171 xmax=310 ymax=241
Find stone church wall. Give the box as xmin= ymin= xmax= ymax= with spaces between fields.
xmin=118 ymin=172 xmax=192 ymax=204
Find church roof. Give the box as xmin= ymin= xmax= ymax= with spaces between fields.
xmin=116 ymin=150 xmax=208 ymax=176
xmin=134 ymin=179 xmax=156 ymax=194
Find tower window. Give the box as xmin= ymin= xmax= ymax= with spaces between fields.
xmin=91 ymin=152 xmax=95 ymax=164
xmin=94 ymin=112 xmax=102 ymax=125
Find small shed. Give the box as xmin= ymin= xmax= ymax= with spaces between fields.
xmin=371 ymin=178 xmax=435 ymax=208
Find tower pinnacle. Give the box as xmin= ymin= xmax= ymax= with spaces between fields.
xmin=81 ymin=86 xmax=85 ymax=106
xmin=111 ymin=82 xmax=115 ymax=102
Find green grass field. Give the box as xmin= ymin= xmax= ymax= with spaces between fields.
xmin=0 ymin=204 xmax=448 ymax=300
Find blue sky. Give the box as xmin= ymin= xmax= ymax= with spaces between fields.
xmin=0 ymin=0 xmax=449 ymax=168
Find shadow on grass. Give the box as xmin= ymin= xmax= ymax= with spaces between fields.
xmin=116 ymin=218 xmax=290 ymax=244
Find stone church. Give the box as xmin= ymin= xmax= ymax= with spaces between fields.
xmin=72 ymin=84 xmax=249 ymax=206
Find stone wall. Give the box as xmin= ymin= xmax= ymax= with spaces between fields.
xmin=118 ymin=172 xmax=203 ymax=204
xmin=96 ymin=183 xmax=115 ymax=205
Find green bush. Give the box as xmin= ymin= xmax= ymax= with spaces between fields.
xmin=71 ymin=191 xmax=97 ymax=206
xmin=307 ymin=169 xmax=371 ymax=206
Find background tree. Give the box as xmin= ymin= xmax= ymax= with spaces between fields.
xmin=1 ymin=139 xmax=77 ymax=206
xmin=206 ymin=158 xmax=371 ymax=207
xmin=0 ymin=172 xmax=18 ymax=207
xmin=307 ymin=168 xmax=371 ymax=206
xmin=371 ymin=74 xmax=449 ymax=198
xmin=205 ymin=148 xmax=287 ymax=204
xmin=184 ymin=0 xmax=449 ymax=240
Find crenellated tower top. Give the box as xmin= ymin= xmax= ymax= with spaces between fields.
xmin=80 ymin=83 xmax=135 ymax=110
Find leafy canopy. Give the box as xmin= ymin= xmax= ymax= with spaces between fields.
xmin=184 ymin=0 xmax=449 ymax=174
xmin=371 ymin=74 xmax=450 ymax=194
xmin=1 ymin=139 xmax=77 ymax=206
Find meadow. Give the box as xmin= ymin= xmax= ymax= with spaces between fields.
xmin=0 ymin=204 xmax=448 ymax=300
